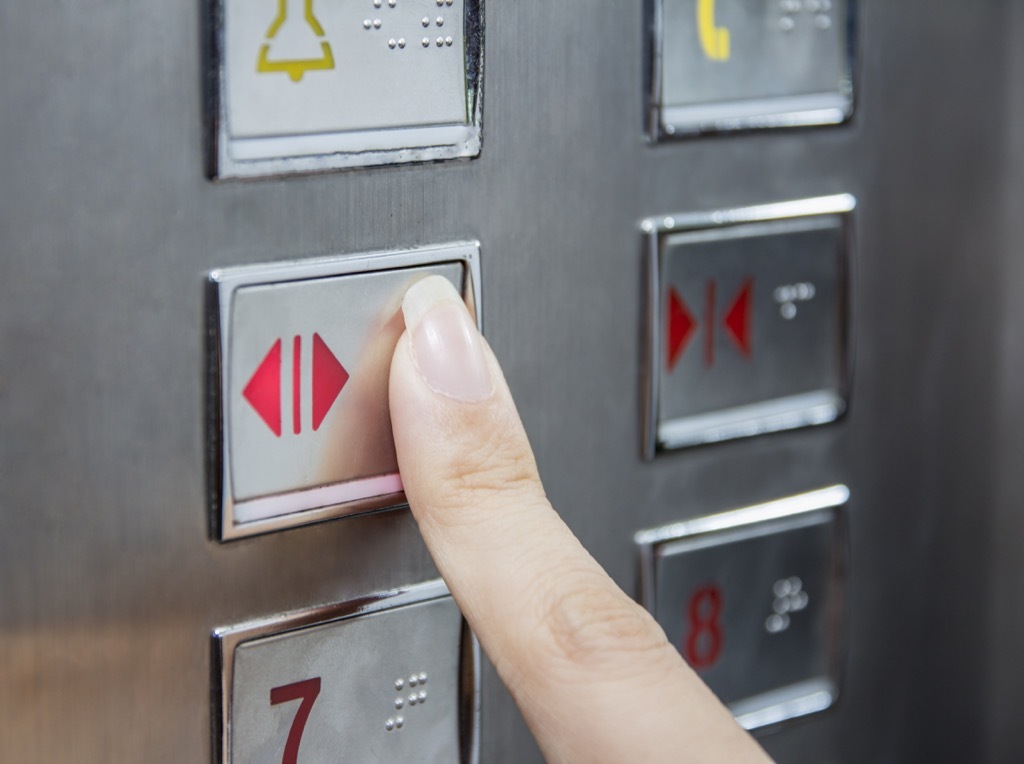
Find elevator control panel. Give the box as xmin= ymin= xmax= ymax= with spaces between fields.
xmin=636 ymin=485 xmax=848 ymax=731
xmin=213 ymin=581 xmax=479 ymax=763
xmin=210 ymin=0 xmax=484 ymax=178
xmin=647 ymin=0 xmax=854 ymax=138
xmin=642 ymin=195 xmax=852 ymax=455
xmin=206 ymin=242 xmax=481 ymax=540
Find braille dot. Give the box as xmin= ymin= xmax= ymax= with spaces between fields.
xmin=436 ymin=37 xmax=444 ymax=46
xmin=445 ymin=36 xmax=453 ymax=46
xmin=398 ymin=38 xmax=406 ymax=48
xmin=388 ymin=38 xmax=397 ymax=48
xmin=422 ymin=16 xmax=430 ymax=26
xmin=373 ymin=18 xmax=382 ymax=28
xmin=436 ymin=0 xmax=443 ymax=5
xmin=409 ymin=676 xmax=418 ymax=687
xmin=436 ymin=16 xmax=444 ymax=26
xmin=408 ymin=694 xmax=418 ymax=706
xmin=418 ymin=673 xmax=427 ymax=684
xmin=363 ymin=19 xmax=372 ymax=28
xmin=395 ymin=679 xmax=405 ymax=691
xmin=422 ymin=37 xmax=430 ymax=46
xmin=386 ymin=719 xmax=395 ymax=731
xmin=395 ymin=698 xmax=404 ymax=709
xmin=396 ymin=717 xmax=404 ymax=728
xmin=779 ymin=16 xmax=795 ymax=31
xmin=389 ymin=0 xmax=397 ymax=6
xmin=418 ymin=690 xmax=427 ymax=702
xmin=374 ymin=0 xmax=382 ymax=7
xmin=815 ymin=14 xmax=832 ymax=30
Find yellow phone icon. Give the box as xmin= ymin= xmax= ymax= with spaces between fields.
xmin=697 ymin=0 xmax=731 ymax=62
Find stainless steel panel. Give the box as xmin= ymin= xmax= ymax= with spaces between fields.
xmin=208 ymin=244 xmax=481 ymax=539
xmin=644 ymin=196 xmax=852 ymax=454
xmin=214 ymin=580 xmax=479 ymax=763
xmin=0 ymin=2 xmax=1018 ymax=763
xmin=636 ymin=486 xmax=847 ymax=731
xmin=648 ymin=0 xmax=854 ymax=137
xmin=211 ymin=0 xmax=484 ymax=177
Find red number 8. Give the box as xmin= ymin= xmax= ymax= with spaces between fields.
xmin=684 ymin=584 xmax=723 ymax=670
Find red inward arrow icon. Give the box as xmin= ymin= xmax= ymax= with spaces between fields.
xmin=242 ymin=333 xmax=349 ymax=438
xmin=665 ymin=278 xmax=754 ymax=371
xmin=667 ymin=287 xmax=698 ymax=372
xmin=723 ymin=278 xmax=753 ymax=358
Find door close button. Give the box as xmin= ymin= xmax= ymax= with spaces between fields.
xmin=643 ymin=195 xmax=853 ymax=455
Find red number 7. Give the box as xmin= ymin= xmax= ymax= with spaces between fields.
xmin=270 ymin=677 xmax=321 ymax=764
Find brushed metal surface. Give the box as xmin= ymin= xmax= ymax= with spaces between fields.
xmin=0 ymin=1 xmax=1016 ymax=763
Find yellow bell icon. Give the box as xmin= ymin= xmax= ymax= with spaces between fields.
xmin=256 ymin=0 xmax=335 ymax=83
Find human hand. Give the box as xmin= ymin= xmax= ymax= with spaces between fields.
xmin=389 ymin=276 xmax=771 ymax=764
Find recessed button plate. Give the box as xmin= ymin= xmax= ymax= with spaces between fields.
xmin=211 ymin=0 xmax=484 ymax=178
xmin=647 ymin=0 xmax=855 ymax=138
xmin=635 ymin=486 xmax=849 ymax=731
xmin=213 ymin=581 xmax=479 ymax=763
xmin=206 ymin=242 xmax=481 ymax=540
xmin=643 ymin=195 xmax=853 ymax=455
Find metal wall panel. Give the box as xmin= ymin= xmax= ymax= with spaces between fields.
xmin=0 ymin=1 xmax=1017 ymax=762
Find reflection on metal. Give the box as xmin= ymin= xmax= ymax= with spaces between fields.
xmin=635 ymin=486 xmax=849 ymax=732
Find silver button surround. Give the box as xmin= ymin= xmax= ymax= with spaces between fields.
xmin=645 ymin=0 xmax=856 ymax=139
xmin=635 ymin=485 xmax=849 ymax=732
xmin=207 ymin=0 xmax=484 ymax=179
xmin=205 ymin=242 xmax=482 ymax=541
xmin=212 ymin=579 xmax=480 ymax=764
xmin=642 ymin=195 xmax=854 ymax=457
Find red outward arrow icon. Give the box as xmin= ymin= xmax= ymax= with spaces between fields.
xmin=723 ymin=278 xmax=753 ymax=358
xmin=667 ymin=287 xmax=698 ymax=371
xmin=243 ymin=334 xmax=349 ymax=437
xmin=243 ymin=339 xmax=282 ymax=437
xmin=312 ymin=332 xmax=349 ymax=432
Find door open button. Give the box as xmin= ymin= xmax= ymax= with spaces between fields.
xmin=206 ymin=242 xmax=482 ymax=541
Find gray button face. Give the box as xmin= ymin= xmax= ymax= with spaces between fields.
xmin=207 ymin=243 xmax=482 ymax=540
xmin=214 ymin=582 xmax=478 ymax=763
xmin=649 ymin=0 xmax=854 ymax=137
xmin=636 ymin=486 xmax=848 ymax=731
xmin=212 ymin=0 xmax=483 ymax=178
xmin=643 ymin=196 xmax=852 ymax=454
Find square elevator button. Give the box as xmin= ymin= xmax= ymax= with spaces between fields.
xmin=211 ymin=0 xmax=484 ymax=178
xmin=643 ymin=195 xmax=853 ymax=455
xmin=206 ymin=242 xmax=481 ymax=540
xmin=635 ymin=486 xmax=849 ymax=731
xmin=213 ymin=581 xmax=479 ymax=763
xmin=647 ymin=0 xmax=855 ymax=137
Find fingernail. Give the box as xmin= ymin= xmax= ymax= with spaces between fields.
xmin=403 ymin=276 xmax=492 ymax=402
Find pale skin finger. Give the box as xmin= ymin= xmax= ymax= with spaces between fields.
xmin=389 ymin=276 xmax=771 ymax=764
